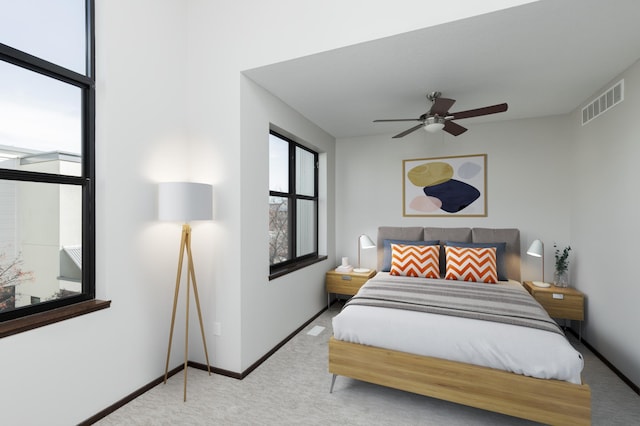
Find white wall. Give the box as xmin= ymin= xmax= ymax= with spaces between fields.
xmin=335 ymin=115 xmax=573 ymax=281
xmin=570 ymin=59 xmax=640 ymax=386
xmin=239 ymin=77 xmax=335 ymax=368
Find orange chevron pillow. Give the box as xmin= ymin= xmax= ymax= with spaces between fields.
xmin=390 ymin=244 xmax=440 ymax=278
xmin=445 ymin=246 xmax=497 ymax=284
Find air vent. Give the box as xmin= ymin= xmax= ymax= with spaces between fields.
xmin=582 ymin=79 xmax=624 ymax=125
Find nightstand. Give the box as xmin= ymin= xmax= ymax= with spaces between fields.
xmin=523 ymin=281 xmax=585 ymax=340
xmin=326 ymin=269 xmax=376 ymax=310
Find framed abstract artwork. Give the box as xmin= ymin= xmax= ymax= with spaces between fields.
xmin=403 ymin=154 xmax=487 ymax=217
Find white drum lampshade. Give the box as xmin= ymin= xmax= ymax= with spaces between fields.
xmin=158 ymin=182 xmax=212 ymax=223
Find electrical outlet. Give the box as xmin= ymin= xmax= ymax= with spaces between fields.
xmin=213 ymin=322 xmax=221 ymax=336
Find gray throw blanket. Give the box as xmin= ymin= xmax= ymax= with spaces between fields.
xmin=344 ymin=277 xmax=563 ymax=335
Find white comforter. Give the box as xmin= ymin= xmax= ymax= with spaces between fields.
xmin=332 ymin=272 xmax=584 ymax=384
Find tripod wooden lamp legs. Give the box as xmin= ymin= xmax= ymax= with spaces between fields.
xmin=163 ymin=223 xmax=211 ymax=401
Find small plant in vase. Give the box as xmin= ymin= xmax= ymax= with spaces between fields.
xmin=554 ymin=244 xmax=571 ymax=287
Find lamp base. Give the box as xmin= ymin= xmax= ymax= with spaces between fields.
xmin=532 ymin=281 xmax=551 ymax=288
xmin=353 ymin=268 xmax=370 ymax=273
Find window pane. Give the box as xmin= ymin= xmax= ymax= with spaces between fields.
xmin=269 ymin=196 xmax=289 ymax=265
xmin=296 ymin=199 xmax=316 ymax=257
xmin=0 ymin=61 xmax=82 ymax=175
xmin=269 ymin=133 xmax=289 ymax=193
xmin=0 ymin=0 xmax=86 ymax=74
xmin=296 ymin=146 xmax=315 ymax=197
xmin=0 ymin=180 xmax=82 ymax=315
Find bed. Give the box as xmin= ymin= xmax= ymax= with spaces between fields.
xmin=329 ymin=227 xmax=591 ymax=425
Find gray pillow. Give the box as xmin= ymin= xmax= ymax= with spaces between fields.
xmin=382 ymin=239 xmax=439 ymax=272
xmin=444 ymin=241 xmax=507 ymax=281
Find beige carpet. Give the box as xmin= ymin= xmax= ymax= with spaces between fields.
xmin=95 ymin=308 xmax=639 ymax=425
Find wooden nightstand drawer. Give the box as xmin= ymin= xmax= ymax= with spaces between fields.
xmin=533 ymin=292 xmax=584 ymax=321
xmin=326 ymin=270 xmax=375 ymax=296
xmin=523 ymin=281 xmax=585 ymax=321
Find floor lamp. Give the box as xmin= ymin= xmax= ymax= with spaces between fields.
xmin=158 ymin=182 xmax=213 ymax=401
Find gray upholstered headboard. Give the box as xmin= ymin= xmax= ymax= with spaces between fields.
xmin=377 ymin=226 xmax=521 ymax=282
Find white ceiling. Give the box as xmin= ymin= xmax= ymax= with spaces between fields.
xmin=244 ymin=0 xmax=640 ymax=139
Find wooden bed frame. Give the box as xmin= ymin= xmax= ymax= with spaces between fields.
xmin=328 ymin=227 xmax=591 ymax=425
xmin=329 ymin=337 xmax=591 ymax=425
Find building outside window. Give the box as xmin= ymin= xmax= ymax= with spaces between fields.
xmin=269 ymin=130 xmax=319 ymax=277
xmin=0 ymin=0 xmax=97 ymax=326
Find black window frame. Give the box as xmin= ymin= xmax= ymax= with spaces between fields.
xmin=0 ymin=0 xmax=108 ymax=336
xmin=269 ymin=130 xmax=321 ymax=279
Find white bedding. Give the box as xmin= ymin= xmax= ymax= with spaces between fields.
xmin=332 ymin=272 xmax=584 ymax=384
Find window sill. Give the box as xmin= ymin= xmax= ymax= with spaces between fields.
xmin=0 ymin=299 xmax=111 ymax=339
xmin=269 ymin=255 xmax=328 ymax=280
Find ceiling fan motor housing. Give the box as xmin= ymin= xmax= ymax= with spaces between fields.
xmin=427 ymin=91 xmax=442 ymax=102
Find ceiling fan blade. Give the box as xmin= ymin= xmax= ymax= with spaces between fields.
xmin=373 ymin=118 xmax=421 ymax=122
xmin=443 ymin=120 xmax=467 ymax=136
xmin=449 ymin=103 xmax=508 ymax=120
xmin=429 ymin=97 xmax=456 ymax=116
xmin=392 ymin=123 xmax=424 ymax=138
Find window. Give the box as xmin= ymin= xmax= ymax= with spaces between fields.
xmin=269 ymin=130 xmax=319 ymax=277
xmin=0 ymin=0 xmax=107 ymax=335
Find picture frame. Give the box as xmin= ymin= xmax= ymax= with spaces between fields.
xmin=403 ymin=154 xmax=487 ymax=217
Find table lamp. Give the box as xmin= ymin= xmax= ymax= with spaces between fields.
xmin=354 ymin=234 xmax=376 ymax=273
xmin=527 ymin=239 xmax=550 ymax=288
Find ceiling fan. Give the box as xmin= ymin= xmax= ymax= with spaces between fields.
xmin=373 ymin=92 xmax=508 ymax=138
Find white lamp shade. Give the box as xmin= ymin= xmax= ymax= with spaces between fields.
xmin=527 ymin=239 xmax=549 ymax=287
xmin=527 ymin=239 xmax=543 ymax=257
xmin=359 ymin=234 xmax=376 ymax=249
xmin=158 ymin=182 xmax=213 ymax=222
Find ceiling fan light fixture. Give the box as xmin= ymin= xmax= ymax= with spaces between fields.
xmin=424 ymin=117 xmax=445 ymax=133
